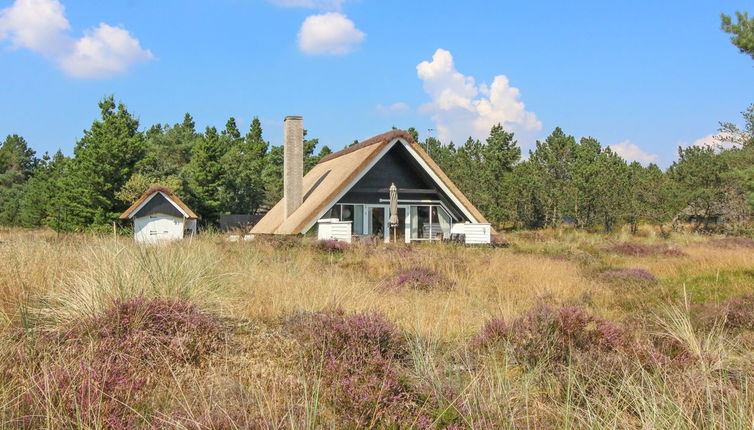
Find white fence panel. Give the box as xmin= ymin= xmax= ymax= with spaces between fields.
xmin=464 ymin=223 xmax=491 ymax=244
xmin=317 ymin=219 xmax=353 ymax=243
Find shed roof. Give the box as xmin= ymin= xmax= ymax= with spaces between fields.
xmin=119 ymin=186 xmax=198 ymax=220
xmin=251 ymin=129 xmax=489 ymax=235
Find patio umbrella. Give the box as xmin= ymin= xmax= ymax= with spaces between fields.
xmin=389 ymin=183 xmax=398 ymax=242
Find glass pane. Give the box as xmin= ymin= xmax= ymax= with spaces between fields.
xmin=429 ymin=207 xmax=442 ymax=240
xmin=341 ymin=205 xmax=354 ymax=222
xmin=389 ymin=208 xmax=406 ymax=242
xmin=410 ymin=206 xmax=419 ymax=239
xmin=369 ymin=207 xmax=386 ymax=238
xmin=323 ymin=206 xmax=339 ymax=219
xmin=411 ymin=206 xmax=430 ymax=239
xmin=436 ymin=206 xmax=451 ymax=238
xmin=353 ymin=205 xmax=364 ymax=235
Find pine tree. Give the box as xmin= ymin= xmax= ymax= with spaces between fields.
xmin=52 ymin=96 xmax=145 ymax=231
xmin=480 ymin=124 xmax=520 ymax=225
xmin=17 ymin=151 xmax=69 ymax=228
xmin=0 ymin=134 xmax=37 ymax=177
xmin=0 ymin=134 xmax=38 ymax=225
xmin=220 ymin=117 xmax=269 ymax=214
xmin=721 ymin=11 xmax=754 ymax=60
xmin=591 ymin=148 xmax=630 ymax=232
xmin=528 ymin=128 xmax=579 ymax=226
xmin=184 ymin=126 xmax=226 ymax=220
xmin=667 ymin=145 xmax=731 ymax=230
xmin=570 ymin=137 xmax=602 ymax=227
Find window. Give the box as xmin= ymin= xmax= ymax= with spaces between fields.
xmin=410 ymin=205 xmax=451 ymax=240
xmin=324 ymin=206 xmax=339 ymax=219
xmin=342 ymin=204 xmax=364 ymax=235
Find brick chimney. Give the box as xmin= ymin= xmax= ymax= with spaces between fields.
xmin=283 ymin=116 xmax=304 ymax=219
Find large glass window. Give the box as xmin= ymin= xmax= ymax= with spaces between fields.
xmin=410 ymin=205 xmax=452 ymax=240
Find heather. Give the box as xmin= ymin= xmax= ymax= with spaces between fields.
xmin=695 ymin=294 xmax=754 ymax=331
xmin=1 ymin=228 xmax=754 ymax=428
xmin=287 ymin=309 xmax=434 ymax=427
xmin=474 ymin=305 xmax=632 ymax=368
xmin=14 ymin=298 xmax=225 ymax=429
xmin=604 ymin=241 xmax=687 ymax=257
xmin=707 ymin=237 xmax=754 ymax=249
xmin=380 ymin=266 xmax=455 ymax=292
xmin=312 ymin=238 xmax=351 ymax=253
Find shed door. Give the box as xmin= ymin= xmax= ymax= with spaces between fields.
xmin=136 ymin=215 xmax=183 ymax=243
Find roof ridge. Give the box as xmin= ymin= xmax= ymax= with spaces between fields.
xmin=318 ymin=129 xmax=414 ymax=164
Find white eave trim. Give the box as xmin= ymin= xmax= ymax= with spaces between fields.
xmin=128 ymin=191 xmax=190 ymax=219
xmin=399 ymin=140 xmax=480 ymax=223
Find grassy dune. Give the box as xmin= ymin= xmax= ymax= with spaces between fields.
xmin=1 ymin=228 xmax=753 ymax=429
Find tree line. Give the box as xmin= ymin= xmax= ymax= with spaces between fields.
xmin=413 ymin=114 xmax=753 ymax=233
xmin=0 ymin=97 xmax=332 ymax=232
xmin=1 ymin=97 xmax=751 ymax=233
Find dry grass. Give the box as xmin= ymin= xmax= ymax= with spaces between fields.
xmin=1 ymin=227 xmax=753 ymax=428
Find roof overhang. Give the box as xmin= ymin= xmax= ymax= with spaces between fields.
xmin=119 ymin=187 xmax=198 ymax=220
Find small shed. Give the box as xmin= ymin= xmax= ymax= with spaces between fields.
xmin=119 ymin=186 xmax=198 ymax=243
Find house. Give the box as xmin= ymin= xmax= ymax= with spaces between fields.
xmin=119 ymin=186 xmax=198 ymax=243
xmin=251 ymin=116 xmax=492 ymax=244
xmin=677 ymin=191 xmax=750 ymax=230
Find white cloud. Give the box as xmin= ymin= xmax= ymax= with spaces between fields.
xmin=416 ymin=48 xmax=541 ymax=145
xmin=268 ymin=0 xmax=353 ymax=11
xmin=0 ymin=0 xmax=152 ymax=78
xmin=609 ymin=140 xmax=659 ymax=165
xmin=0 ymin=0 xmax=69 ymax=54
xmin=60 ymin=23 xmax=153 ymax=78
xmin=688 ymin=132 xmax=739 ymax=150
xmin=376 ymin=102 xmax=409 ymax=114
xmin=297 ymin=12 xmax=365 ymax=55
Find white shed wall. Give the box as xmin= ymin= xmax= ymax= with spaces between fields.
xmin=134 ymin=214 xmax=185 ymax=243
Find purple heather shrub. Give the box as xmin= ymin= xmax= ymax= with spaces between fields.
xmin=695 ymin=294 xmax=754 ymax=331
xmin=288 ymin=309 xmax=435 ymax=427
xmin=85 ymin=297 xmax=224 ymax=365
xmin=604 ymin=241 xmax=686 ymax=257
xmin=599 ymin=268 xmax=658 ymax=284
xmin=475 ymin=305 xmax=631 ymax=368
xmin=707 ymin=237 xmax=754 ymax=249
xmin=473 ymin=318 xmax=509 ymax=349
xmin=312 ymin=239 xmax=350 ymax=253
xmin=380 ymin=266 xmax=455 ymax=292
xmin=32 ymin=358 xmax=145 ymax=429
xmin=26 ymin=298 xmax=224 ymax=429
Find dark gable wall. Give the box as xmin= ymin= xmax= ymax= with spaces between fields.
xmin=337 ymin=144 xmax=470 ymax=221
xmin=132 ymin=193 xmax=184 ymax=219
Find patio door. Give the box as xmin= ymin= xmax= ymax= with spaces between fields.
xmin=365 ymin=205 xmax=411 ymax=243
xmin=367 ymin=205 xmax=387 ymax=242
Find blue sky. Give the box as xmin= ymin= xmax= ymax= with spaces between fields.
xmin=0 ymin=0 xmax=752 ymax=166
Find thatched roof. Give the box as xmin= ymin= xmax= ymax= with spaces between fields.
xmin=251 ymin=129 xmax=488 ymax=235
xmin=119 ymin=186 xmax=198 ymax=220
